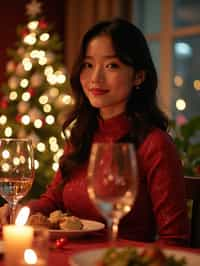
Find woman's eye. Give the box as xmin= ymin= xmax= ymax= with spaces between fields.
xmin=106 ymin=63 xmax=119 ymax=69
xmin=82 ymin=62 xmax=93 ymax=69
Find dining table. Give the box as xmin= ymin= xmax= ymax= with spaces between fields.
xmin=0 ymin=230 xmax=200 ymax=266
xmin=47 ymin=232 xmax=148 ymax=266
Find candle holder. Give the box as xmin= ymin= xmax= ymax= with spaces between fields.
xmin=22 ymin=226 xmax=49 ymax=266
xmin=3 ymin=225 xmax=49 ymax=266
xmin=3 ymin=224 xmax=33 ymax=266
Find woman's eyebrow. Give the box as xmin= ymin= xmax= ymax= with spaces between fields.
xmin=84 ymin=55 xmax=117 ymax=59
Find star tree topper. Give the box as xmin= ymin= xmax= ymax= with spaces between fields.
xmin=26 ymin=0 xmax=42 ymax=17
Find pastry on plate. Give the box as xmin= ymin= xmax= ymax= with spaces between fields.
xmin=28 ymin=210 xmax=83 ymax=230
xmin=59 ymin=216 xmax=84 ymax=230
xmin=28 ymin=212 xmax=51 ymax=228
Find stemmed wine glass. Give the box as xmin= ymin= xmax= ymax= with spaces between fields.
xmin=87 ymin=142 xmax=138 ymax=241
xmin=0 ymin=138 xmax=35 ymax=224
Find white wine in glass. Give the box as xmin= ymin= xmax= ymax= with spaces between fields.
xmin=87 ymin=142 xmax=138 ymax=241
xmin=0 ymin=138 xmax=34 ymax=224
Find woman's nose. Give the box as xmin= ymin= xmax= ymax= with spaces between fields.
xmin=91 ymin=67 xmax=104 ymax=83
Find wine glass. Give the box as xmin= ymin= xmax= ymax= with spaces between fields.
xmin=87 ymin=142 xmax=138 ymax=241
xmin=0 ymin=138 xmax=34 ymax=224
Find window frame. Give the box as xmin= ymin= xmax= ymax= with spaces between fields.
xmin=133 ymin=0 xmax=200 ymax=118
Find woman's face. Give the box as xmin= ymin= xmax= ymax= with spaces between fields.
xmin=80 ymin=35 xmax=138 ymax=119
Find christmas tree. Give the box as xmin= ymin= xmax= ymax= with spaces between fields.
xmin=0 ymin=0 xmax=72 ymax=199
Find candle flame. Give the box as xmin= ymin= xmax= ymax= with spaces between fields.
xmin=24 ymin=249 xmax=38 ymax=264
xmin=15 ymin=206 xmax=30 ymax=226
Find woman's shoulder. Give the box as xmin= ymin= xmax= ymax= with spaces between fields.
xmin=139 ymin=127 xmax=177 ymax=154
xmin=145 ymin=127 xmax=173 ymax=144
xmin=137 ymin=128 xmax=182 ymax=177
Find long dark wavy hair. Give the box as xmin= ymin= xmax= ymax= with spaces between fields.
xmin=60 ymin=18 xmax=168 ymax=181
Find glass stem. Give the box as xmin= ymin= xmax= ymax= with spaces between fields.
xmin=109 ymin=217 xmax=119 ymax=242
xmin=9 ymin=201 xmax=18 ymax=224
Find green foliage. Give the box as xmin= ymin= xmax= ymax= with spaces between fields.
xmin=170 ymin=116 xmax=200 ymax=177
xmin=101 ymin=247 xmax=186 ymax=266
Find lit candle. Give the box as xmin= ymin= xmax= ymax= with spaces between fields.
xmin=3 ymin=207 xmax=33 ymax=266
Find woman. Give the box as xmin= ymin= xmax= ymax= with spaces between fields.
xmin=0 ymin=18 xmax=189 ymax=246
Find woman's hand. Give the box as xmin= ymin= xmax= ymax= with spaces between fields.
xmin=0 ymin=204 xmax=24 ymax=225
xmin=0 ymin=204 xmax=10 ymax=225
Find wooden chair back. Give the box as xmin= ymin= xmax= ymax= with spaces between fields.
xmin=184 ymin=176 xmax=200 ymax=248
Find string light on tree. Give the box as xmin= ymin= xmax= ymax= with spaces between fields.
xmin=0 ymin=0 xmax=73 ymax=199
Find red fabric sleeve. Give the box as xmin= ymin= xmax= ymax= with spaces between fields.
xmin=139 ymin=129 xmax=190 ymax=246
xmin=27 ymin=169 xmax=64 ymax=215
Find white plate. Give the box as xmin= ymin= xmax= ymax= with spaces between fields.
xmin=69 ymin=247 xmax=200 ymax=266
xmin=49 ymin=219 xmax=105 ymax=239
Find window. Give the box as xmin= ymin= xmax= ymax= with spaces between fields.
xmin=132 ymin=0 xmax=200 ymax=120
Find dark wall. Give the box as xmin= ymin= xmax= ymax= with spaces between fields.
xmin=0 ymin=0 xmax=65 ymax=86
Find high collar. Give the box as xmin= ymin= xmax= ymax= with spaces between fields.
xmin=94 ymin=113 xmax=131 ymax=142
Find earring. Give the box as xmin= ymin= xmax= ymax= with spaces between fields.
xmin=135 ymin=85 xmax=140 ymax=90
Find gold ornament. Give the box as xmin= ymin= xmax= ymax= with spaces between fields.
xmin=16 ymin=63 xmax=25 ymax=76
xmin=30 ymin=73 xmax=43 ymax=87
xmin=6 ymin=61 xmax=16 ymax=73
xmin=18 ymin=102 xmax=29 ymax=113
xmin=8 ymin=76 xmax=19 ymax=90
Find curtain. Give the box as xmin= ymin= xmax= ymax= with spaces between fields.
xmin=64 ymin=0 xmax=132 ymax=73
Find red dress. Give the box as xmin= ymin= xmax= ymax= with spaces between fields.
xmin=28 ymin=114 xmax=190 ymax=246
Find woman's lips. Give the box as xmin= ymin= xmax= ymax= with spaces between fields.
xmin=90 ymin=88 xmax=109 ymax=96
